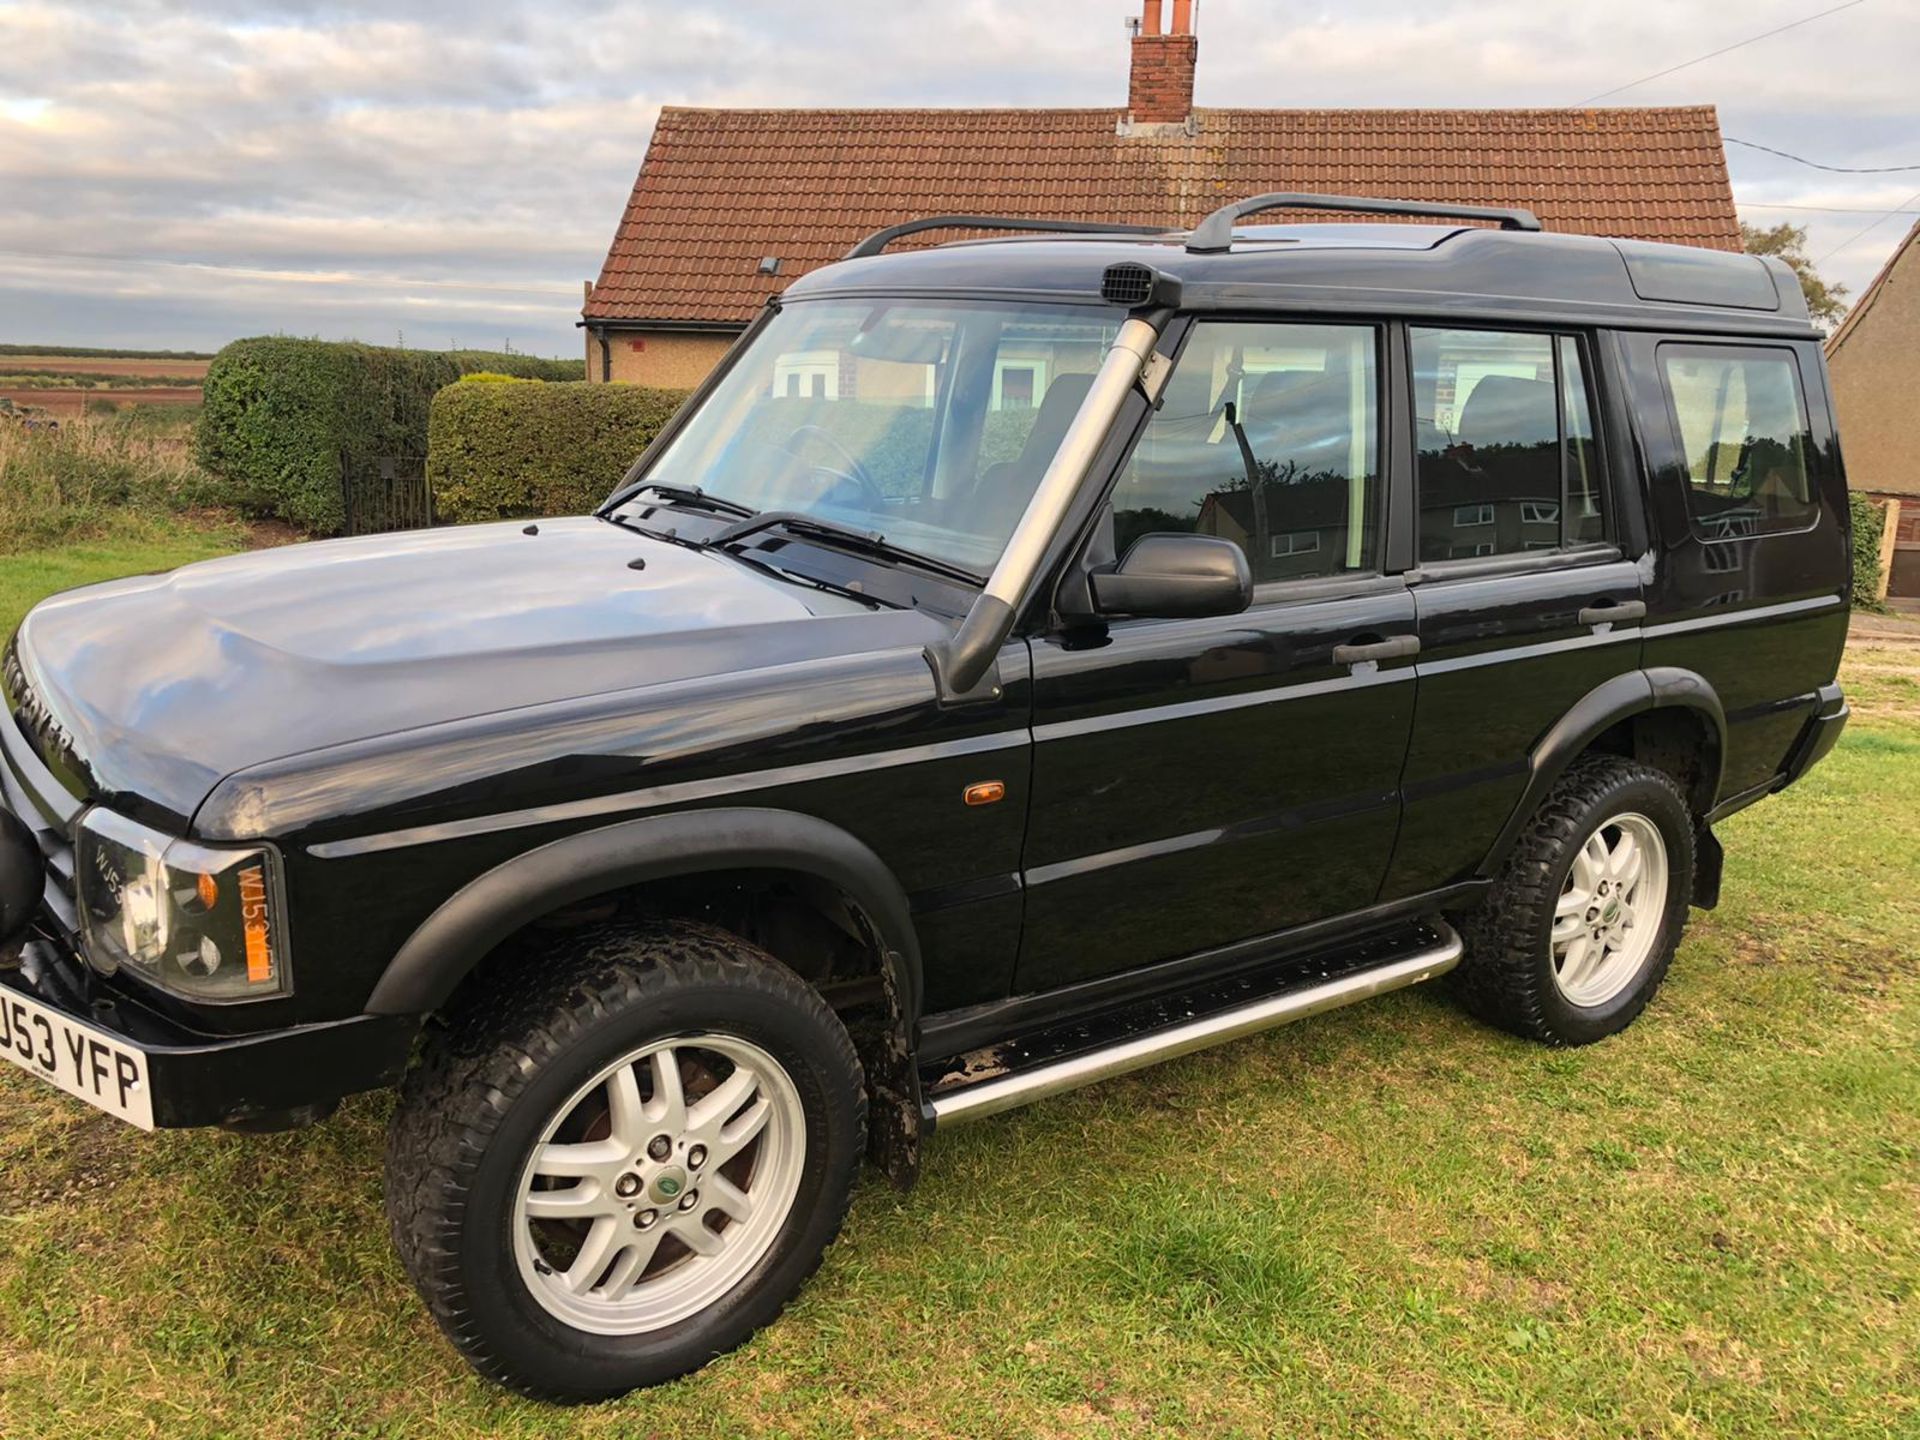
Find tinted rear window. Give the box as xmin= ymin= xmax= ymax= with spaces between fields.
xmin=1659 ymin=345 xmax=1816 ymax=540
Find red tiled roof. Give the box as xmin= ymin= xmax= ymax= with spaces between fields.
xmin=586 ymin=105 xmax=1740 ymax=325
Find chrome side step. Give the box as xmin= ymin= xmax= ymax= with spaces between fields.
xmin=925 ymin=920 xmax=1463 ymax=1128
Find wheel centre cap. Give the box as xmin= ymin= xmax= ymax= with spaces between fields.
xmin=650 ymin=1167 xmax=688 ymax=1204
xmin=1602 ymin=899 xmax=1623 ymax=925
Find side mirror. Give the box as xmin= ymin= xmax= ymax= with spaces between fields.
xmin=1090 ymin=533 xmax=1252 ymax=619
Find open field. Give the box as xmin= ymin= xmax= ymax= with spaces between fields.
xmin=0 ymin=354 xmax=211 ymax=380
xmin=0 ymin=354 xmax=209 ymax=415
xmin=0 ymin=345 xmax=213 ymax=362
xmin=0 ymin=385 xmax=204 ymax=416
xmin=0 ymin=540 xmax=1914 ymax=1438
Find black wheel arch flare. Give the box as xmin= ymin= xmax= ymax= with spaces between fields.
xmin=1479 ymin=667 xmax=1727 ymax=879
xmin=364 ymin=806 xmax=926 ymax=1030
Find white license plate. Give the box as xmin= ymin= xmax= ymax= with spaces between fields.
xmin=0 ymin=987 xmax=155 ymax=1130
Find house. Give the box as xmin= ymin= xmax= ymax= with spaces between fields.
xmin=582 ymin=1 xmax=1742 ymax=390
xmin=1825 ymin=218 xmax=1920 ymax=600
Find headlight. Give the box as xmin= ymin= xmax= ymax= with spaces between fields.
xmin=76 ymin=808 xmax=289 ymax=1002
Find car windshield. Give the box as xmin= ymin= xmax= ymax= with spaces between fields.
xmin=635 ymin=299 xmax=1125 ymax=575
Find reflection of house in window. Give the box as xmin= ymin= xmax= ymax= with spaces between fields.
xmin=1270 ymin=531 xmax=1321 ymax=558
xmin=1520 ymin=500 xmax=1560 ymax=526
xmin=1454 ymin=503 xmax=1495 ymax=527
xmin=1194 ymin=478 xmax=1354 ymax=582
xmin=773 ymin=350 xmax=839 ymax=399
xmin=1450 ymin=542 xmax=1496 ymax=558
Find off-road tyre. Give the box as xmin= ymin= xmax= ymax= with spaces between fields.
xmin=1453 ymin=755 xmax=1694 ymax=1045
xmin=384 ymin=919 xmax=866 ymax=1402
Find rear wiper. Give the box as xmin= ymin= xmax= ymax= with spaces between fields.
xmin=703 ymin=511 xmax=984 ymax=587
xmin=622 ymin=483 xmax=758 ymax=520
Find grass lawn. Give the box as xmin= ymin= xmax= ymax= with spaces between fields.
xmin=0 ymin=527 xmax=247 ymax=636
xmin=1 ymin=541 xmax=1915 ymax=1438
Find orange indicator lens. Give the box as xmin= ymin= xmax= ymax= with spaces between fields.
xmin=238 ymin=865 xmax=274 ymax=984
xmin=196 ymin=872 xmax=220 ymax=910
xmin=963 ymin=780 xmax=1006 ymax=807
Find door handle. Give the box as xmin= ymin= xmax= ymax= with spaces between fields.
xmin=1577 ymin=599 xmax=1647 ymax=627
xmin=1333 ymin=634 xmax=1421 ymax=666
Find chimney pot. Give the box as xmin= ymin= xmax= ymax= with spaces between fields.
xmin=1141 ymin=0 xmax=1163 ymax=36
xmin=1171 ymin=0 xmax=1194 ymax=35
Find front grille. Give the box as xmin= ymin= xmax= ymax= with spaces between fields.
xmin=2 ymin=703 xmax=82 ymax=942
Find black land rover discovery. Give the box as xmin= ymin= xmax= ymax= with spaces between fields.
xmin=0 ymin=194 xmax=1852 ymax=1400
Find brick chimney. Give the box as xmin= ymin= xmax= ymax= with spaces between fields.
xmin=1128 ymin=0 xmax=1198 ymax=127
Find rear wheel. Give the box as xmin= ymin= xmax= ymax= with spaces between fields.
xmin=385 ymin=920 xmax=865 ymax=1401
xmin=1454 ymin=755 xmax=1694 ymax=1045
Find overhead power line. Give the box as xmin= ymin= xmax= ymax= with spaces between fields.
xmin=1582 ymin=0 xmax=1868 ymax=103
xmin=1816 ymin=187 xmax=1920 ymax=264
xmin=1725 ymin=137 xmax=1920 ymax=173
xmin=1741 ymin=201 xmax=1920 ymax=215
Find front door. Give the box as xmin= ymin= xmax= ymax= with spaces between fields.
xmin=1016 ymin=318 xmax=1418 ymax=993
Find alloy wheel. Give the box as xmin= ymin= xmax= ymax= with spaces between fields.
xmin=1550 ymin=811 xmax=1669 ymax=1008
xmin=510 ymin=1034 xmax=807 ymax=1336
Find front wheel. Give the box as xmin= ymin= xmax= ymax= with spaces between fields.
xmin=1454 ymin=755 xmax=1695 ymax=1045
xmin=385 ymin=921 xmax=866 ymax=1401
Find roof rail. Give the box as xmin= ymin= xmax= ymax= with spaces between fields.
xmin=846 ymin=215 xmax=1171 ymax=260
xmin=1186 ymin=192 xmax=1542 ymax=253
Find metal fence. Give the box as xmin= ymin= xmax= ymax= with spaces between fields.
xmin=341 ymin=451 xmax=433 ymax=535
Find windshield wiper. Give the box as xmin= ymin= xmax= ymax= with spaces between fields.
xmin=703 ymin=511 xmax=985 ymax=587
xmin=621 ymin=482 xmax=758 ymax=520
xmin=598 ymin=512 xmax=708 ymax=551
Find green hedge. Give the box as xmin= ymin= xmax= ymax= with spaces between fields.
xmin=427 ymin=381 xmax=688 ymax=523
xmin=1850 ymin=493 xmax=1886 ymax=611
xmin=195 ymin=339 xmax=583 ymax=532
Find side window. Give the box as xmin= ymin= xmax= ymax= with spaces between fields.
xmin=1412 ymin=328 xmax=1607 ymax=562
xmin=1659 ymin=346 xmax=1815 ymax=539
xmin=1112 ymin=321 xmax=1381 ymax=584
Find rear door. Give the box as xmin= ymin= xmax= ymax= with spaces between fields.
xmin=1385 ymin=326 xmax=1646 ymax=897
xmin=1625 ymin=335 xmax=1850 ymax=799
xmin=1016 ymin=317 xmax=1418 ymax=993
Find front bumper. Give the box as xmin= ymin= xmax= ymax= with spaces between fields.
xmin=2 ymin=935 xmax=417 ymax=1130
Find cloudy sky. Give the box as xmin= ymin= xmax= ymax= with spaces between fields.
xmin=2 ymin=0 xmax=1915 ymax=357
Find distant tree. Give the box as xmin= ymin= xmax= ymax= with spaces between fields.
xmin=1741 ymin=221 xmax=1850 ymax=326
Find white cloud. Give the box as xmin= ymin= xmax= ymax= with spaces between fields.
xmin=0 ymin=0 xmax=1914 ymax=352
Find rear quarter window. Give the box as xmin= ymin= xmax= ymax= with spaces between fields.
xmin=1658 ymin=345 xmax=1816 ymax=540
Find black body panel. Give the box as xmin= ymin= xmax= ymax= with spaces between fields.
xmin=1021 ymin=583 xmax=1416 ymax=989
xmin=1388 ymin=555 xmax=1645 ymax=896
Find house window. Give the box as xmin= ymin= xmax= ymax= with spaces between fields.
xmin=1270 ymin=531 xmax=1321 ymax=558
xmin=773 ymin=350 xmax=839 ymax=400
xmin=1414 ymin=329 xmax=1608 ymax=563
xmin=992 ymin=356 xmax=1049 ymax=411
xmin=998 ymin=367 xmax=1038 ymax=410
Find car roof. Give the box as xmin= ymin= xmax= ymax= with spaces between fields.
xmin=784 ymin=223 xmax=1815 ymax=339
